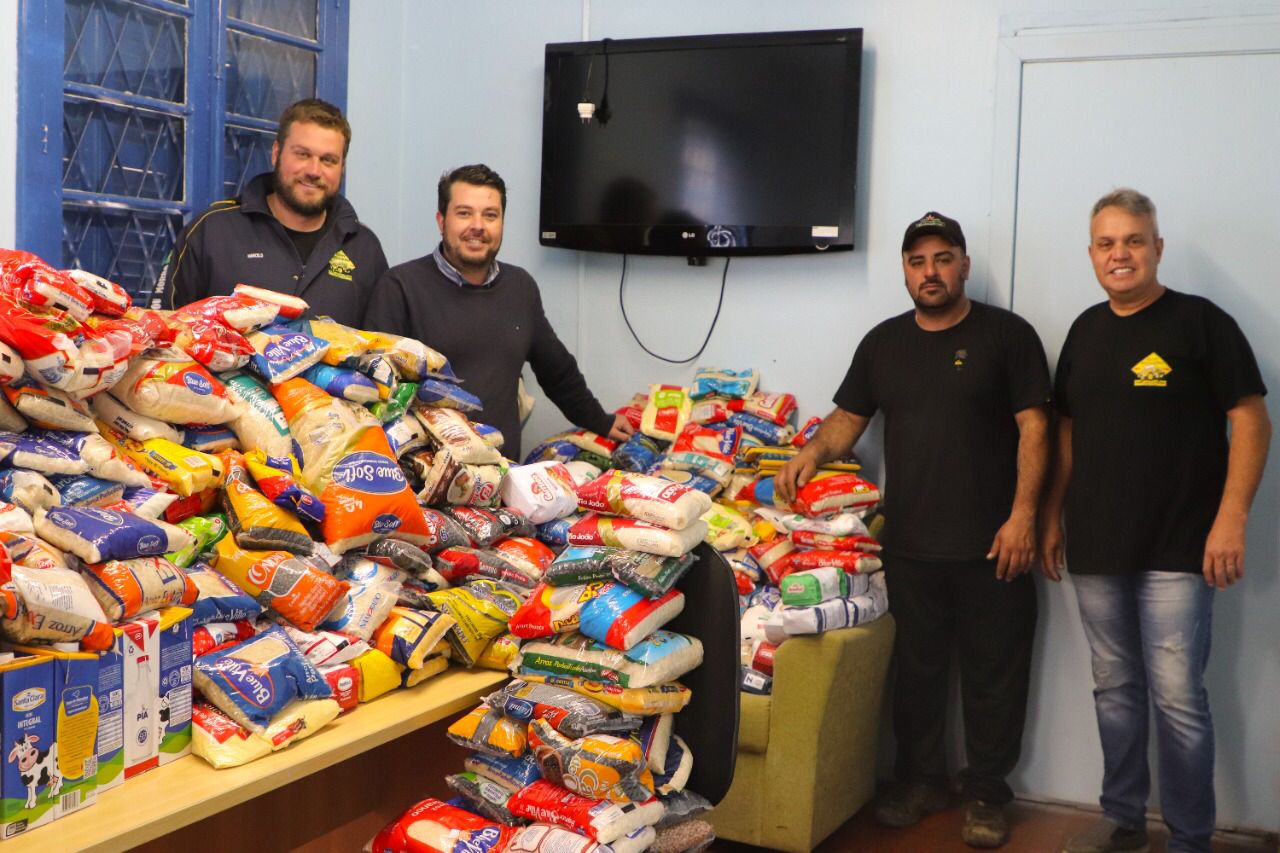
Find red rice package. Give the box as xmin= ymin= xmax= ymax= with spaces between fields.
xmin=791 ymin=473 xmax=881 ymax=517
xmin=640 ymin=385 xmax=691 ymax=442
xmin=508 ymin=581 xmax=589 ymax=639
xmin=615 ymin=392 xmax=648 ymax=431
xmin=176 ymin=293 xmax=279 ymax=332
xmin=727 ymin=391 xmax=797 ymax=426
xmin=790 ymin=529 xmax=881 ymax=552
xmin=491 ymin=537 xmax=555 ymax=581
xmin=499 ymin=461 xmax=578 ymax=524
xmin=506 ymin=779 xmax=663 ymax=845
xmin=314 ymin=426 xmax=433 ymax=554
xmin=169 ymin=315 xmax=254 ymax=372
xmin=567 ymin=514 xmax=706 ymax=559
xmin=576 ymin=471 xmax=712 ymax=531
xmin=112 ymin=351 xmax=238 ymax=425
xmin=66 ymin=268 xmax=131 ymax=317
xmin=82 ymin=555 xmax=199 ymax=622
xmin=785 ymin=548 xmax=884 ymax=574
xmin=662 ymin=423 xmax=740 ymax=482
xmin=561 ymin=429 xmax=619 ymax=458
xmin=444 ymin=506 xmax=536 ymax=547
xmin=192 ymin=620 xmax=256 ymax=657
xmin=232 ymin=283 xmax=307 ymax=320
xmin=369 ymin=798 xmax=513 ymax=853
xmin=791 ymin=415 xmax=824 ymax=447
xmin=213 ymin=537 xmax=349 ymax=632
xmin=0 ymin=250 xmax=95 ymax=320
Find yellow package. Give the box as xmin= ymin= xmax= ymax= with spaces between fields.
xmin=361 ymin=330 xmax=454 ymax=382
xmin=447 ymin=704 xmax=526 ymax=758
xmin=400 ymin=655 xmax=450 ymax=688
xmin=98 ymin=423 xmax=224 ymax=496
xmin=303 ymin=317 xmax=374 ymax=367
xmin=518 ymin=673 xmax=692 ymax=715
xmin=474 ymin=632 xmax=520 ymax=672
xmin=352 ymin=648 xmax=404 ymax=702
xmin=701 ymin=501 xmax=756 ymax=551
xmin=218 ymin=450 xmax=312 ymax=554
xmin=640 ymin=384 xmax=692 ymax=442
xmin=370 ymin=607 xmax=455 ymax=670
xmin=426 ymin=580 xmax=523 ymax=667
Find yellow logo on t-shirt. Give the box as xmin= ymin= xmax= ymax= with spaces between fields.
xmin=1132 ymin=352 xmax=1172 ymax=387
xmin=327 ymin=250 xmax=355 ymax=282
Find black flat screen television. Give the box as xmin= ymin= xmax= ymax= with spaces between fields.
xmin=540 ymin=28 xmax=862 ymax=257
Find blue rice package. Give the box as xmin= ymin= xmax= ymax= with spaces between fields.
xmin=117 ymin=485 xmax=179 ymax=519
xmin=611 ymin=434 xmax=663 ymax=472
xmin=0 ymin=430 xmax=88 ymax=475
xmin=181 ymin=424 xmax=240 ymax=454
xmin=355 ymin=352 xmax=399 ymax=399
xmin=34 ymin=505 xmax=194 ymax=564
xmin=46 ymin=473 xmax=124 ymax=507
xmin=747 ymin=584 xmax=782 ymax=612
xmin=522 ymin=438 xmax=578 ymax=466
xmin=416 ymin=379 xmax=483 ymax=413
xmin=463 ymin=750 xmax=544 ymax=790
xmin=245 ymin=324 xmax=330 ymax=385
xmin=0 ymin=468 xmax=61 ymax=514
xmin=727 ymin=411 xmax=795 ymax=445
xmin=652 ymin=468 xmax=722 ymax=496
xmin=471 ymin=422 xmax=504 ymax=450
xmin=192 ymin=625 xmax=331 ymax=734
xmin=690 ymin=367 xmax=759 ymax=400
xmin=181 ymin=560 xmax=261 ymax=626
xmin=536 ymin=513 xmax=580 ymax=547
xmin=301 ymin=363 xmax=381 ymax=404
xmin=0 ymin=654 xmax=57 ymax=837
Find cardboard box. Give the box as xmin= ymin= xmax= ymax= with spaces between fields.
xmin=0 ymin=654 xmax=57 ymax=839
xmin=11 ymin=647 xmax=101 ymax=817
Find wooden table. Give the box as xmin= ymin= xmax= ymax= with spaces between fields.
xmin=10 ymin=667 xmax=507 ymax=853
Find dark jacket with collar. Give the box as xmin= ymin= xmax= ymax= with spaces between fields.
xmin=153 ymin=173 xmax=388 ymax=325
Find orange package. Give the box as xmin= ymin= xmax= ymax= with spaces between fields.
xmin=213 ymin=537 xmax=348 ymax=631
xmin=316 ymin=427 xmax=433 ymax=554
xmin=82 ymin=556 xmax=198 ymax=622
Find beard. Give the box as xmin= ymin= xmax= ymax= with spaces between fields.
xmin=272 ymin=163 xmax=335 ymax=218
xmin=910 ymin=279 xmax=960 ymax=314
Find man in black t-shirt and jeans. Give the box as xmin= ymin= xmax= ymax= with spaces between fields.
xmin=776 ymin=212 xmax=1052 ymax=849
xmin=1041 ymin=189 xmax=1270 ymax=853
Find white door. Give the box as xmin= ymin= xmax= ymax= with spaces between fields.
xmin=996 ymin=19 xmax=1280 ymax=832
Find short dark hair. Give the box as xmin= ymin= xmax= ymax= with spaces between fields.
xmin=1091 ymin=188 xmax=1159 ymax=237
xmin=438 ymin=164 xmax=507 ymax=215
xmin=276 ymin=98 xmax=352 ymax=157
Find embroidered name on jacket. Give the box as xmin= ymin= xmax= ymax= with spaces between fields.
xmin=327 ymin=250 xmax=355 ymax=281
xmin=1131 ymin=352 xmax=1172 ymax=387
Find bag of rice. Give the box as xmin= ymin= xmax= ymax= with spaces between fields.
xmin=302 ymin=363 xmax=380 ymax=403
xmin=489 ymin=537 xmax=555 ymax=582
xmin=369 ymin=798 xmax=512 ymax=853
xmin=82 ymin=556 xmax=198 ymax=622
xmin=4 ymin=379 xmax=97 ymax=431
xmin=464 ymin=751 xmax=543 ymax=791
xmin=182 ymin=560 xmax=260 ymax=626
xmin=0 ymin=530 xmax=68 ymax=570
xmin=567 ymin=514 xmax=706 ymax=559
xmin=416 ymin=378 xmax=483 ymax=413
xmin=221 ymin=370 xmax=294 ymax=459
xmin=245 ymin=323 xmax=330 ymax=384
xmin=315 ymin=427 xmax=433 ymax=554
xmin=528 ymin=718 xmax=654 ymax=803
xmin=499 ymin=462 xmax=578 ymax=524
xmin=212 ymin=537 xmax=349 ymax=632
xmin=0 ymin=430 xmax=89 ymax=475
xmin=289 ymin=316 xmax=369 ymax=366
xmin=690 ymin=366 xmax=758 ymax=400
xmin=577 ymin=584 xmax=684 ymax=651
xmin=1 ymin=564 xmax=115 ymax=649
xmin=425 ymin=580 xmax=523 ymax=666
xmin=576 ymin=471 xmax=712 ymax=531
xmin=89 ymin=392 xmax=183 ymax=443
xmin=178 ymin=293 xmax=280 ymax=331
xmin=515 ymin=630 xmax=703 ymax=688
xmin=414 ymin=407 xmax=502 ymax=466
xmin=640 ymin=385 xmax=692 ymax=442
xmin=324 ymin=559 xmax=405 ymax=643
xmin=447 ymin=703 xmax=528 ymax=758
xmin=219 ymin=450 xmax=313 ymax=555
xmin=486 ymin=680 xmax=642 ymax=739
xmin=111 ymin=351 xmax=238 ymax=425
xmin=193 ymin=625 xmax=332 ymax=734
xmin=444 ymin=506 xmax=535 ymax=547
xmin=444 ymin=772 xmax=525 ymax=827
xmin=243 ymin=450 xmax=325 ymax=525
xmin=272 ymin=376 xmax=375 ymax=486
xmin=506 ymin=780 xmax=662 ymax=845
xmin=232 ymin=283 xmax=308 ymax=320
xmin=35 ymin=505 xmax=194 ymax=563
xmin=371 ymin=606 xmax=455 ymax=669
xmin=779 ymin=566 xmax=849 ymax=607
xmin=700 ymin=501 xmax=755 ymax=551
xmin=785 ymin=549 xmax=883 ymax=574
xmin=414 ymin=448 xmax=505 ymax=508
xmin=361 ymin=330 xmax=459 ymax=382
xmin=0 ymin=468 xmax=61 ymax=514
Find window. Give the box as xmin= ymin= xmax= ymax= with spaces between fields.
xmin=17 ymin=0 xmax=349 ymax=300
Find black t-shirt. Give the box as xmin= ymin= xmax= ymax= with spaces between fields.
xmin=282 ymin=223 xmax=328 ymax=265
xmin=834 ymin=302 xmax=1051 ymax=560
xmin=1055 ymin=289 xmax=1266 ymax=575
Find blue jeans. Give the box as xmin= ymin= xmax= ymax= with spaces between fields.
xmin=1072 ymin=572 xmax=1215 ymax=853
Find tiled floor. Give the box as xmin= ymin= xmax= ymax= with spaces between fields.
xmin=710 ymin=798 xmax=1277 ymax=852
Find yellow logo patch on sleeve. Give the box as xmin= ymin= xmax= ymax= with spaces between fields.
xmin=1131 ymin=352 xmax=1172 ymax=387
xmin=327 ymin=249 xmax=355 ymax=282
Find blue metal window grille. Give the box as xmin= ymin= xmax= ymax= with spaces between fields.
xmin=17 ymin=0 xmax=349 ymax=301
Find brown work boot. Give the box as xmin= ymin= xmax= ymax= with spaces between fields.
xmin=961 ymin=800 xmax=1009 ymax=848
xmin=1061 ymin=818 xmax=1150 ymax=853
xmin=873 ymin=780 xmax=951 ymax=828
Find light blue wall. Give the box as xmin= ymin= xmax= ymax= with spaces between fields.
xmin=348 ymin=1 xmax=1280 ymax=833
xmin=0 ymin=2 xmax=17 ymax=249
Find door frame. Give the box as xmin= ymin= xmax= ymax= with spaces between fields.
xmin=987 ymin=8 xmax=1280 ymax=309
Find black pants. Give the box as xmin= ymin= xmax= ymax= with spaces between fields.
xmin=884 ymin=554 xmax=1038 ymax=804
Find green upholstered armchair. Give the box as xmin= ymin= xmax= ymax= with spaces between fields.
xmin=707 ymin=614 xmax=896 ymax=852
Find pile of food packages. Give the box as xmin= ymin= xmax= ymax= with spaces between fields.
xmin=0 ymin=248 xmax=887 ymax=851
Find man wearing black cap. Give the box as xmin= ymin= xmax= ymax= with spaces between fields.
xmin=775 ymin=212 xmax=1052 ymax=848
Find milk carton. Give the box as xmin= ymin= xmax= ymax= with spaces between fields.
xmin=156 ymin=607 xmax=193 ymax=766
xmin=11 ymin=647 xmax=101 ymax=816
xmin=0 ymin=654 xmax=56 ymax=839
xmin=95 ymin=643 xmax=124 ymax=793
xmin=109 ymin=606 xmax=193 ymax=781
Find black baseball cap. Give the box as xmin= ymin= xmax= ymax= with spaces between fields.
xmin=901 ymin=211 xmax=966 ymax=253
